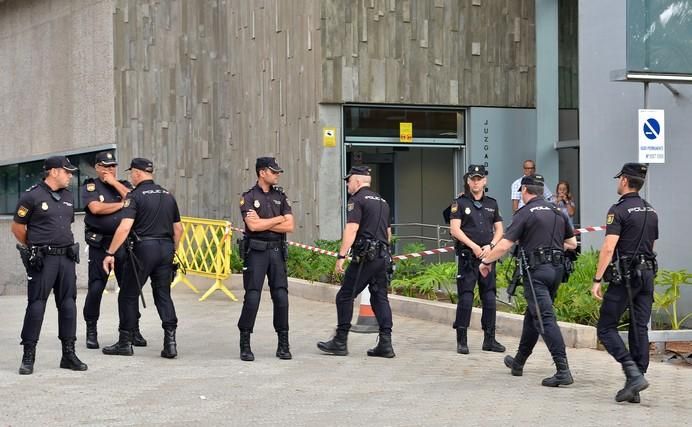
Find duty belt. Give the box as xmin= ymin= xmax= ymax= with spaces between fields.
xmin=36 ymin=245 xmax=71 ymax=256
xmin=247 ymin=239 xmax=284 ymax=250
xmin=528 ymin=248 xmax=564 ymax=268
xmin=619 ymin=255 xmax=657 ymax=271
xmin=137 ymin=236 xmax=172 ymax=242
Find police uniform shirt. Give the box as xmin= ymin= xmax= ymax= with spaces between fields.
xmin=13 ymin=182 xmax=75 ymax=247
xmin=240 ymin=184 xmax=292 ymax=241
xmin=82 ymin=178 xmax=133 ymax=235
xmin=449 ymin=194 xmax=502 ymax=246
xmin=121 ymin=180 xmax=181 ymax=239
xmin=605 ymin=192 xmax=658 ymax=258
xmin=347 ymin=187 xmax=390 ymax=244
xmin=504 ymin=197 xmax=574 ymax=253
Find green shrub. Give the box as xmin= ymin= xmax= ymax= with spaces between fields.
xmin=654 ymin=269 xmax=692 ymax=329
xmin=286 ymin=239 xmax=342 ymax=284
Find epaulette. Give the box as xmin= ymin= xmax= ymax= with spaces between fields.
xmin=25 ymin=184 xmax=38 ymax=192
xmin=242 ymin=187 xmax=253 ymax=196
xmin=484 ymin=195 xmax=497 ymax=202
xmin=272 ymin=185 xmax=285 ymax=194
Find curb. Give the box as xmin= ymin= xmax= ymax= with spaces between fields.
xmin=286 ymin=277 xmax=598 ymax=349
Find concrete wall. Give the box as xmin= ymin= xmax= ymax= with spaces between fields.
xmin=0 ymin=0 xmax=114 ymax=160
xmin=321 ymin=0 xmax=536 ymax=107
xmin=579 ymin=0 xmax=692 ymax=323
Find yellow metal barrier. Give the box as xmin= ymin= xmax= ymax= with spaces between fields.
xmin=172 ymin=216 xmax=237 ymax=302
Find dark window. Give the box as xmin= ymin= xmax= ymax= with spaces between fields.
xmin=344 ymin=106 xmax=459 ymax=139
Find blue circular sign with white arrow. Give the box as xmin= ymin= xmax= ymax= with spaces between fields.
xmin=643 ymin=118 xmax=660 ymax=140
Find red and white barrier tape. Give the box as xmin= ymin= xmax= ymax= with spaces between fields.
xmin=230 ymin=224 xmax=607 ymax=262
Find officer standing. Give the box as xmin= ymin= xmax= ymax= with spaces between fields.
xmin=237 ymin=157 xmax=294 ymax=361
xmin=101 ymin=158 xmax=183 ymax=359
xmin=318 ymin=166 xmax=395 ymax=358
xmin=448 ymin=165 xmax=505 ymax=354
xmin=478 ymin=174 xmax=577 ymax=387
xmin=592 ymin=163 xmax=658 ymax=404
xmin=12 ymin=156 xmax=87 ymax=375
xmin=82 ymin=151 xmax=147 ymax=349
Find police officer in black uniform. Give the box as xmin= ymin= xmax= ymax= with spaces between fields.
xmin=12 ymin=156 xmax=87 ymax=375
xmin=592 ymin=163 xmax=658 ymax=403
xmin=101 ymin=158 xmax=183 ymax=359
xmin=237 ymin=157 xmax=294 ymax=361
xmin=478 ymin=174 xmax=577 ymax=387
xmin=448 ymin=165 xmax=505 ymax=354
xmin=82 ymin=151 xmax=147 ymax=349
xmin=318 ymin=166 xmax=395 ymax=358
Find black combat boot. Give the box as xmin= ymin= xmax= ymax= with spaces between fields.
xmin=629 ymin=393 xmax=641 ymax=404
xmin=239 ymin=331 xmax=254 ymax=361
xmin=60 ymin=339 xmax=88 ymax=371
xmin=482 ymin=328 xmax=506 ymax=353
xmin=367 ymin=333 xmax=396 ymax=358
xmin=86 ymin=321 xmax=99 ymax=349
xmin=102 ymin=329 xmax=134 ymax=356
xmin=276 ymin=331 xmax=292 ymax=360
xmin=541 ymin=356 xmax=573 ymax=387
xmin=317 ymin=329 xmax=349 ymax=356
xmin=132 ymin=327 xmax=148 ymax=347
xmin=456 ymin=328 xmax=469 ymax=354
xmin=161 ymin=327 xmax=177 ymax=359
xmin=18 ymin=344 xmax=36 ymax=375
xmin=504 ymin=352 xmax=528 ymax=376
xmin=615 ymin=361 xmax=649 ymax=402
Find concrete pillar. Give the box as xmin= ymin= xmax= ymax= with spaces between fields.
xmin=535 ymin=0 xmax=560 ymax=189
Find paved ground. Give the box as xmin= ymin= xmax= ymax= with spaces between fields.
xmin=1 ymin=281 xmax=690 ymax=426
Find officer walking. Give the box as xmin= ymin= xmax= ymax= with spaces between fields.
xmin=237 ymin=157 xmax=294 ymax=361
xmin=101 ymin=158 xmax=183 ymax=359
xmin=318 ymin=166 xmax=395 ymax=358
xmin=12 ymin=156 xmax=87 ymax=375
xmin=478 ymin=174 xmax=577 ymax=387
xmin=82 ymin=151 xmax=147 ymax=349
xmin=448 ymin=165 xmax=505 ymax=354
xmin=592 ymin=163 xmax=658 ymax=404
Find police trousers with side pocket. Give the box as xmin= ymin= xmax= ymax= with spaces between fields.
xmin=453 ymin=251 xmax=497 ymax=330
xmin=21 ymin=252 xmax=77 ymax=346
xmin=597 ymin=270 xmax=654 ymax=373
xmin=118 ymin=239 xmax=178 ymax=331
xmin=238 ymin=239 xmax=289 ymax=333
xmin=83 ymin=237 xmax=129 ymax=323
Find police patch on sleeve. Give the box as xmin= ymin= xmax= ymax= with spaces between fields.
xmin=86 ymin=183 xmax=96 ymax=192
xmin=17 ymin=205 xmax=28 ymax=217
xmin=450 ymin=202 xmax=458 ymax=214
xmin=606 ymin=213 xmax=614 ymax=225
xmin=347 ymin=202 xmax=354 ymax=212
xmin=124 ymin=199 xmax=131 ymax=208
xmin=239 ymin=197 xmax=245 ymax=206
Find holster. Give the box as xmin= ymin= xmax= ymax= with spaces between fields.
xmin=16 ymin=244 xmax=31 ymax=271
xmin=66 ymin=242 xmax=80 ymax=264
xmin=85 ymin=230 xmax=104 ymax=248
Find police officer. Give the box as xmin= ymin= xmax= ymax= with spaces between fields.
xmin=592 ymin=163 xmax=658 ymax=403
xmin=82 ymin=151 xmax=147 ymax=349
xmin=12 ymin=156 xmax=87 ymax=375
xmin=478 ymin=174 xmax=577 ymax=387
xmin=448 ymin=165 xmax=505 ymax=354
xmin=102 ymin=158 xmax=183 ymax=359
xmin=317 ymin=166 xmax=395 ymax=358
xmin=238 ymin=157 xmax=294 ymax=361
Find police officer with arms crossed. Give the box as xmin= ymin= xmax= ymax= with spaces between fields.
xmin=479 ymin=174 xmax=577 ymax=387
xmin=82 ymin=151 xmax=147 ymax=349
xmin=449 ymin=165 xmax=505 ymax=354
xmin=12 ymin=156 xmax=87 ymax=375
xmin=318 ymin=166 xmax=395 ymax=358
xmin=102 ymin=158 xmax=183 ymax=359
xmin=592 ymin=163 xmax=658 ymax=404
xmin=238 ymin=157 xmax=294 ymax=361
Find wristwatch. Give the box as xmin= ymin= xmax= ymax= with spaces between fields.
xmin=593 ymin=276 xmax=602 ymax=283
xmin=489 ymin=242 xmax=496 ymax=250
xmin=481 ymin=259 xmax=492 ymax=266
xmin=337 ymin=254 xmax=346 ymax=260
xmin=105 ymin=251 xmax=115 ymax=257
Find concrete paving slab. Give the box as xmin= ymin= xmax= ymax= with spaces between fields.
xmin=0 ymin=280 xmax=690 ymax=426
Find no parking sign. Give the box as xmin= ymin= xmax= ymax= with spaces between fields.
xmin=638 ymin=109 xmax=665 ymax=163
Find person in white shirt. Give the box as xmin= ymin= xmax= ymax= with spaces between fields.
xmin=511 ymin=160 xmax=552 ymax=212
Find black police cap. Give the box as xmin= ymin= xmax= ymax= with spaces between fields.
xmin=343 ymin=165 xmax=371 ymax=181
xmin=467 ymin=164 xmax=487 ymax=178
xmin=614 ymin=163 xmax=647 ymax=179
xmin=256 ymin=157 xmax=283 ymax=173
xmin=43 ymin=156 xmax=78 ymax=172
xmin=521 ymin=174 xmax=545 ymax=187
xmin=95 ymin=151 xmax=117 ymax=166
xmin=126 ymin=158 xmax=154 ymax=173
